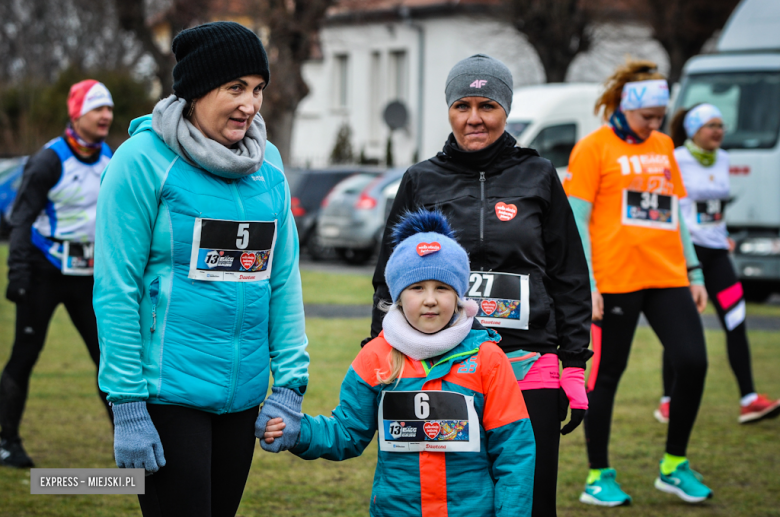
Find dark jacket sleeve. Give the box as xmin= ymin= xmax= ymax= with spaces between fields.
xmin=8 ymin=148 xmax=62 ymax=287
xmin=365 ymin=170 xmax=416 ymax=344
xmin=541 ymin=166 xmax=593 ymax=369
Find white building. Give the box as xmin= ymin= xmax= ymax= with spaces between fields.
xmin=290 ymin=1 xmax=668 ymax=168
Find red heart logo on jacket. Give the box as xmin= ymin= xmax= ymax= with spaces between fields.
xmin=423 ymin=421 xmax=441 ymax=440
xmin=495 ymin=202 xmax=517 ymax=221
xmin=416 ymin=242 xmax=441 ymax=256
xmin=481 ymin=300 xmax=497 ymax=316
xmin=240 ymin=253 xmax=255 ymax=270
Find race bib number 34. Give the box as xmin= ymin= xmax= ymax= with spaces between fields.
xmin=188 ymin=218 xmax=277 ymax=282
xmin=378 ymin=391 xmax=480 ymax=453
xmin=622 ymin=190 xmax=678 ymax=230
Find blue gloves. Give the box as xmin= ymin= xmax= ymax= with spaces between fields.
xmin=255 ymin=387 xmax=303 ymax=452
xmin=112 ymin=401 xmax=166 ymax=473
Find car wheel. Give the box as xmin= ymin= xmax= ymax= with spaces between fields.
xmin=307 ymin=231 xmax=334 ymax=261
xmin=336 ymin=247 xmax=374 ymax=265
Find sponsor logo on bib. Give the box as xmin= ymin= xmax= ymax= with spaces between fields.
xmin=495 ymin=202 xmax=517 ymax=221
xmin=481 ymin=299 xmax=497 ymax=316
xmin=417 ymin=242 xmax=441 ymax=256
xmin=240 ymin=253 xmax=255 ymax=270
xmin=423 ymin=422 xmax=441 ymax=439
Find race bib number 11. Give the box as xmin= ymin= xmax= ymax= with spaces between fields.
xmin=188 ymin=218 xmax=277 ymax=282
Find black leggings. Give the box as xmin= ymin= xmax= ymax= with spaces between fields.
xmin=663 ymin=246 xmax=754 ymax=398
xmin=0 ymin=271 xmax=111 ymax=441
xmin=139 ymin=403 xmax=259 ymax=517
xmin=521 ymin=388 xmax=561 ymax=517
xmin=585 ymin=287 xmax=707 ymax=467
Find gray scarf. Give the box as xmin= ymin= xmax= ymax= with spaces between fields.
xmin=152 ymin=95 xmax=266 ymax=179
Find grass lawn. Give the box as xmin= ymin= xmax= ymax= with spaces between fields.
xmin=0 ymin=244 xmax=779 ymax=515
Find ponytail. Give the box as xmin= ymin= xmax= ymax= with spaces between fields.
xmin=594 ymin=59 xmax=666 ymax=120
xmin=669 ymin=104 xmax=703 ymax=148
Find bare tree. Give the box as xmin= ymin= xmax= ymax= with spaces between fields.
xmin=114 ymin=0 xmax=211 ymax=96
xmin=255 ymin=0 xmax=335 ymax=164
xmin=500 ymin=0 xmax=594 ymax=83
xmin=632 ymin=0 xmax=741 ymax=83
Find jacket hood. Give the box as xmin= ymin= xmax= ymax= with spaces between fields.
xmin=129 ymin=114 xmax=154 ymax=137
xmin=422 ymin=326 xmax=500 ymax=381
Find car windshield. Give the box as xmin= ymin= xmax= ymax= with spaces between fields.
xmin=506 ymin=121 xmax=531 ymax=139
xmin=331 ymin=173 xmax=378 ymax=196
xmin=677 ymin=71 xmax=780 ymax=150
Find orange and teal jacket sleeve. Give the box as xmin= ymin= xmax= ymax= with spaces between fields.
xmin=481 ymin=344 xmax=536 ymax=517
xmin=291 ymin=349 xmax=380 ymax=461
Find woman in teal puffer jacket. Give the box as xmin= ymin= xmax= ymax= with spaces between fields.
xmin=93 ymin=21 xmax=309 ymax=516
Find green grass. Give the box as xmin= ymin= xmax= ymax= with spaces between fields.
xmin=300 ymin=269 xmax=373 ymax=306
xmin=1 ymin=243 xmax=779 ymax=515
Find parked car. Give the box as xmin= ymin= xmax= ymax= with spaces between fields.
xmin=287 ymin=167 xmax=380 ymax=260
xmin=0 ymin=157 xmax=27 ymax=239
xmin=317 ymin=167 xmax=406 ymax=264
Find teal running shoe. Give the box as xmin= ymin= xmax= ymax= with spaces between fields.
xmin=579 ymin=468 xmax=632 ymax=506
xmin=654 ymin=460 xmax=713 ymax=503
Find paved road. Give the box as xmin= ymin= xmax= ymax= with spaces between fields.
xmin=304 ymin=304 xmax=780 ymax=331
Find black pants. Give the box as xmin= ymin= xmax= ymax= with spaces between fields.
xmin=0 ymin=271 xmax=111 ymax=441
xmin=139 ymin=403 xmax=259 ymax=517
xmin=585 ymin=287 xmax=707 ymax=467
xmin=521 ymin=388 xmax=560 ymax=517
xmin=663 ymin=246 xmax=754 ymax=398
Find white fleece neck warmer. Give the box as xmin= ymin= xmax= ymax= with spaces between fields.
xmin=382 ymin=306 xmax=474 ymax=361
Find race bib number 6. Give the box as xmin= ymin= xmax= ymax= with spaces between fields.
xmin=188 ymin=218 xmax=277 ymax=282
xmin=378 ymin=390 xmax=480 ymax=453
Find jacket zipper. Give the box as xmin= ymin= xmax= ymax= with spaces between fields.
xmin=479 ymin=171 xmax=486 ymax=270
xmin=149 ymin=277 xmax=160 ymax=334
xmin=226 ymin=180 xmax=246 ymax=412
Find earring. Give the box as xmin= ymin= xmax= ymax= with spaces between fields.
xmin=187 ymin=101 xmax=195 ymax=118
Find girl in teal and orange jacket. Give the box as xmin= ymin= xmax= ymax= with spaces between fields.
xmin=260 ymin=210 xmax=536 ymax=517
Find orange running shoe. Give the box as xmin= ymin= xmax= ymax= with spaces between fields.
xmin=654 ymin=400 xmax=670 ymax=424
xmin=739 ymin=394 xmax=780 ymax=424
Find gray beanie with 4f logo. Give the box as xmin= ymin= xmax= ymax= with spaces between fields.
xmin=445 ymin=54 xmax=514 ymax=115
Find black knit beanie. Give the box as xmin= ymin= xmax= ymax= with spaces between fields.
xmin=172 ymin=21 xmax=270 ymax=100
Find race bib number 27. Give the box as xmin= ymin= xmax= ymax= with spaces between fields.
xmin=188 ymin=218 xmax=277 ymax=282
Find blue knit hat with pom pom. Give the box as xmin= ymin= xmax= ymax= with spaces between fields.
xmin=385 ymin=209 xmax=470 ymax=302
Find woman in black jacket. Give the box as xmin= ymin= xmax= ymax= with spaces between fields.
xmin=368 ymin=54 xmax=592 ymax=517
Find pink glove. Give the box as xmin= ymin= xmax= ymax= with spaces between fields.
xmin=560 ymin=367 xmax=588 ymax=410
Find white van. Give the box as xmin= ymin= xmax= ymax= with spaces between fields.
xmin=507 ymin=83 xmax=603 ymax=178
xmin=673 ymin=0 xmax=780 ymax=300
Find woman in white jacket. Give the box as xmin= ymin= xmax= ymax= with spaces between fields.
xmin=656 ymin=103 xmax=780 ymax=424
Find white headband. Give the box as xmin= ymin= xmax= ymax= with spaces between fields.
xmin=684 ymin=103 xmax=723 ymax=138
xmin=620 ymin=80 xmax=669 ymax=111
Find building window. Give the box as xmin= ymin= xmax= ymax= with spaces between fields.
xmin=334 ymin=54 xmax=349 ymax=108
xmin=370 ymin=51 xmax=382 ymax=142
xmin=388 ymin=50 xmax=407 ymax=102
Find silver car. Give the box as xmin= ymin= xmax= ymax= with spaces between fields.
xmin=317 ymin=168 xmax=405 ymax=264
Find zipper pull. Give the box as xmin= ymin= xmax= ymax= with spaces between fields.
xmin=479 ymin=171 xmax=486 ymax=182
xmin=151 ymin=309 xmax=157 ymax=334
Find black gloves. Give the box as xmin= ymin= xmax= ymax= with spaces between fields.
xmin=5 ymin=279 xmax=29 ymax=303
xmin=558 ymin=388 xmax=586 ymax=435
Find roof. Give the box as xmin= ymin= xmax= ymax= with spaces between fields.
xmin=326 ymin=0 xmax=499 ymax=24
xmin=718 ymin=0 xmax=780 ymax=52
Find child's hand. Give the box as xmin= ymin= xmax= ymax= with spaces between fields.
xmin=263 ymin=417 xmax=286 ymax=444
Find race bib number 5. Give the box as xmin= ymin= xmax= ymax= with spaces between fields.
xmin=622 ymin=189 xmax=678 ymax=230
xmin=188 ymin=218 xmax=277 ymax=282
xmin=466 ymin=272 xmax=530 ymax=330
xmin=378 ymin=390 xmax=480 ymax=453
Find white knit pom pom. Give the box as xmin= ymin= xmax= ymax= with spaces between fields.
xmin=464 ymin=299 xmax=479 ymax=318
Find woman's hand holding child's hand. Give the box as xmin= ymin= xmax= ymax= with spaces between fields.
xmin=263 ymin=417 xmax=285 ymax=444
